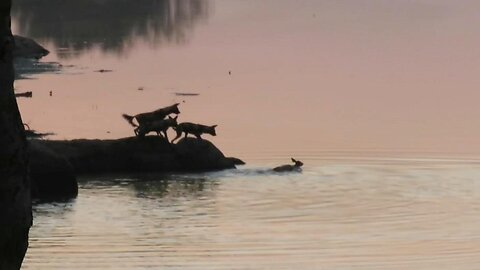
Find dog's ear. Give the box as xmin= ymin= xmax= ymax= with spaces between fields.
xmin=212 ymin=125 xmax=218 ymax=128
xmin=291 ymin=158 xmax=296 ymax=163
xmin=174 ymin=103 xmax=180 ymax=106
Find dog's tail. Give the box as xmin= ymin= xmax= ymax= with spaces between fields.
xmin=122 ymin=114 xmax=137 ymax=127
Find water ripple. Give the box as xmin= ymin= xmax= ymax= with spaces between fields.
xmin=23 ymin=162 xmax=480 ymax=269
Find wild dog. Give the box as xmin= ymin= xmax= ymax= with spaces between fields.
xmin=171 ymin=122 xmax=217 ymax=143
xmin=122 ymin=103 xmax=180 ymax=127
xmin=273 ymin=158 xmax=303 ymax=172
xmin=135 ymin=116 xmax=178 ymax=141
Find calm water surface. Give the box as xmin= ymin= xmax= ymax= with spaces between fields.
xmin=11 ymin=0 xmax=480 ymax=269
xmin=23 ymin=159 xmax=480 ymax=269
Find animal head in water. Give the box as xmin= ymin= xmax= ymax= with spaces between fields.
xmin=291 ymin=158 xmax=303 ymax=167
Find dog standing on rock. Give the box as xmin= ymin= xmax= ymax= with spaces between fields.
xmin=171 ymin=122 xmax=217 ymax=143
xmin=122 ymin=103 xmax=180 ymax=128
xmin=135 ymin=116 xmax=178 ymax=141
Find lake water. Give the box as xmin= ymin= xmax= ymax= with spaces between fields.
xmin=22 ymin=161 xmax=480 ymax=269
xmin=11 ymin=0 xmax=480 ymax=269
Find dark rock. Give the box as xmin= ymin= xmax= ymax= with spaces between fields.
xmin=27 ymin=136 xmax=242 ymax=201
xmin=33 ymin=136 xmax=240 ymax=174
xmin=226 ymin=157 xmax=246 ymax=165
xmin=174 ymin=138 xmax=237 ymax=171
xmin=29 ymin=141 xmax=78 ymax=201
xmin=13 ymin=35 xmax=49 ymax=59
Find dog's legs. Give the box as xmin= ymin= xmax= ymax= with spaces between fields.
xmin=155 ymin=131 xmax=163 ymax=138
xmin=195 ymin=133 xmax=202 ymax=139
xmin=137 ymin=130 xmax=146 ymax=138
xmin=163 ymin=130 xmax=169 ymax=143
xmin=171 ymin=130 xmax=182 ymax=143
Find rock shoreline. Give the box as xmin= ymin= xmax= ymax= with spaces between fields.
xmin=29 ymin=137 xmax=243 ymax=201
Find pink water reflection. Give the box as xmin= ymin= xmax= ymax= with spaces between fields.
xmin=13 ymin=0 xmax=480 ymax=160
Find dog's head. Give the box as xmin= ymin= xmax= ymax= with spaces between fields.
xmin=208 ymin=125 xmax=218 ymax=136
xmin=170 ymin=103 xmax=181 ymax=114
xmin=291 ymin=158 xmax=303 ymax=167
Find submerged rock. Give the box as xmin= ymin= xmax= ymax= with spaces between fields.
xmin=13 ymin=35 xmax=49 ymax=59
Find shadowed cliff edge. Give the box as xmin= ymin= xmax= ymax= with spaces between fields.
xmin=29 ymin=136 xmax=244 ymax=201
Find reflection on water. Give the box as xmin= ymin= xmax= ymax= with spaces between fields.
xmin=14 ymin=58 xmax=62 ymax=79
xmin=133 ymin=178 xmax=213 ymax=199
xmin=23 ymin=162 xmax=480 ymax=269
xmin=12 ymin=0 xmax=209 ymax=58
xmin=80 ymin=173 xmax=218 ymax=199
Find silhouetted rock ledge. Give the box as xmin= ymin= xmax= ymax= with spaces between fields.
xmin=28 ymin=137 xmax=243 ymax=200
xmin=31 ymin=136 xmax=243 ymax=175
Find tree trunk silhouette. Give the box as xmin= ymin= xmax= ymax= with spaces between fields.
xmin=0 ymin=0 xmax=32 ymax=269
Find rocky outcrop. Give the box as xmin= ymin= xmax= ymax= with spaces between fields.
xmin=31 ymin=136 xmax=241 ymax=174
xmin=27 ymin=137 xmax=243 ymax=201
xmin=13 ymin=35 xmax=49 ymax=59
xmin=29 ymin=142 xmax=78 ymax=201
xmin=174 ymin=137 xmax=241 ymax=171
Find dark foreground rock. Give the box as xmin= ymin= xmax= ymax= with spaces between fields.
xmin=29 ymin=142 xmax=78 ymax=201
xmin=32 ymin=137 xmax=241 ymax=173
xmin=28 ymin=137 xmax=243 ymax=200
